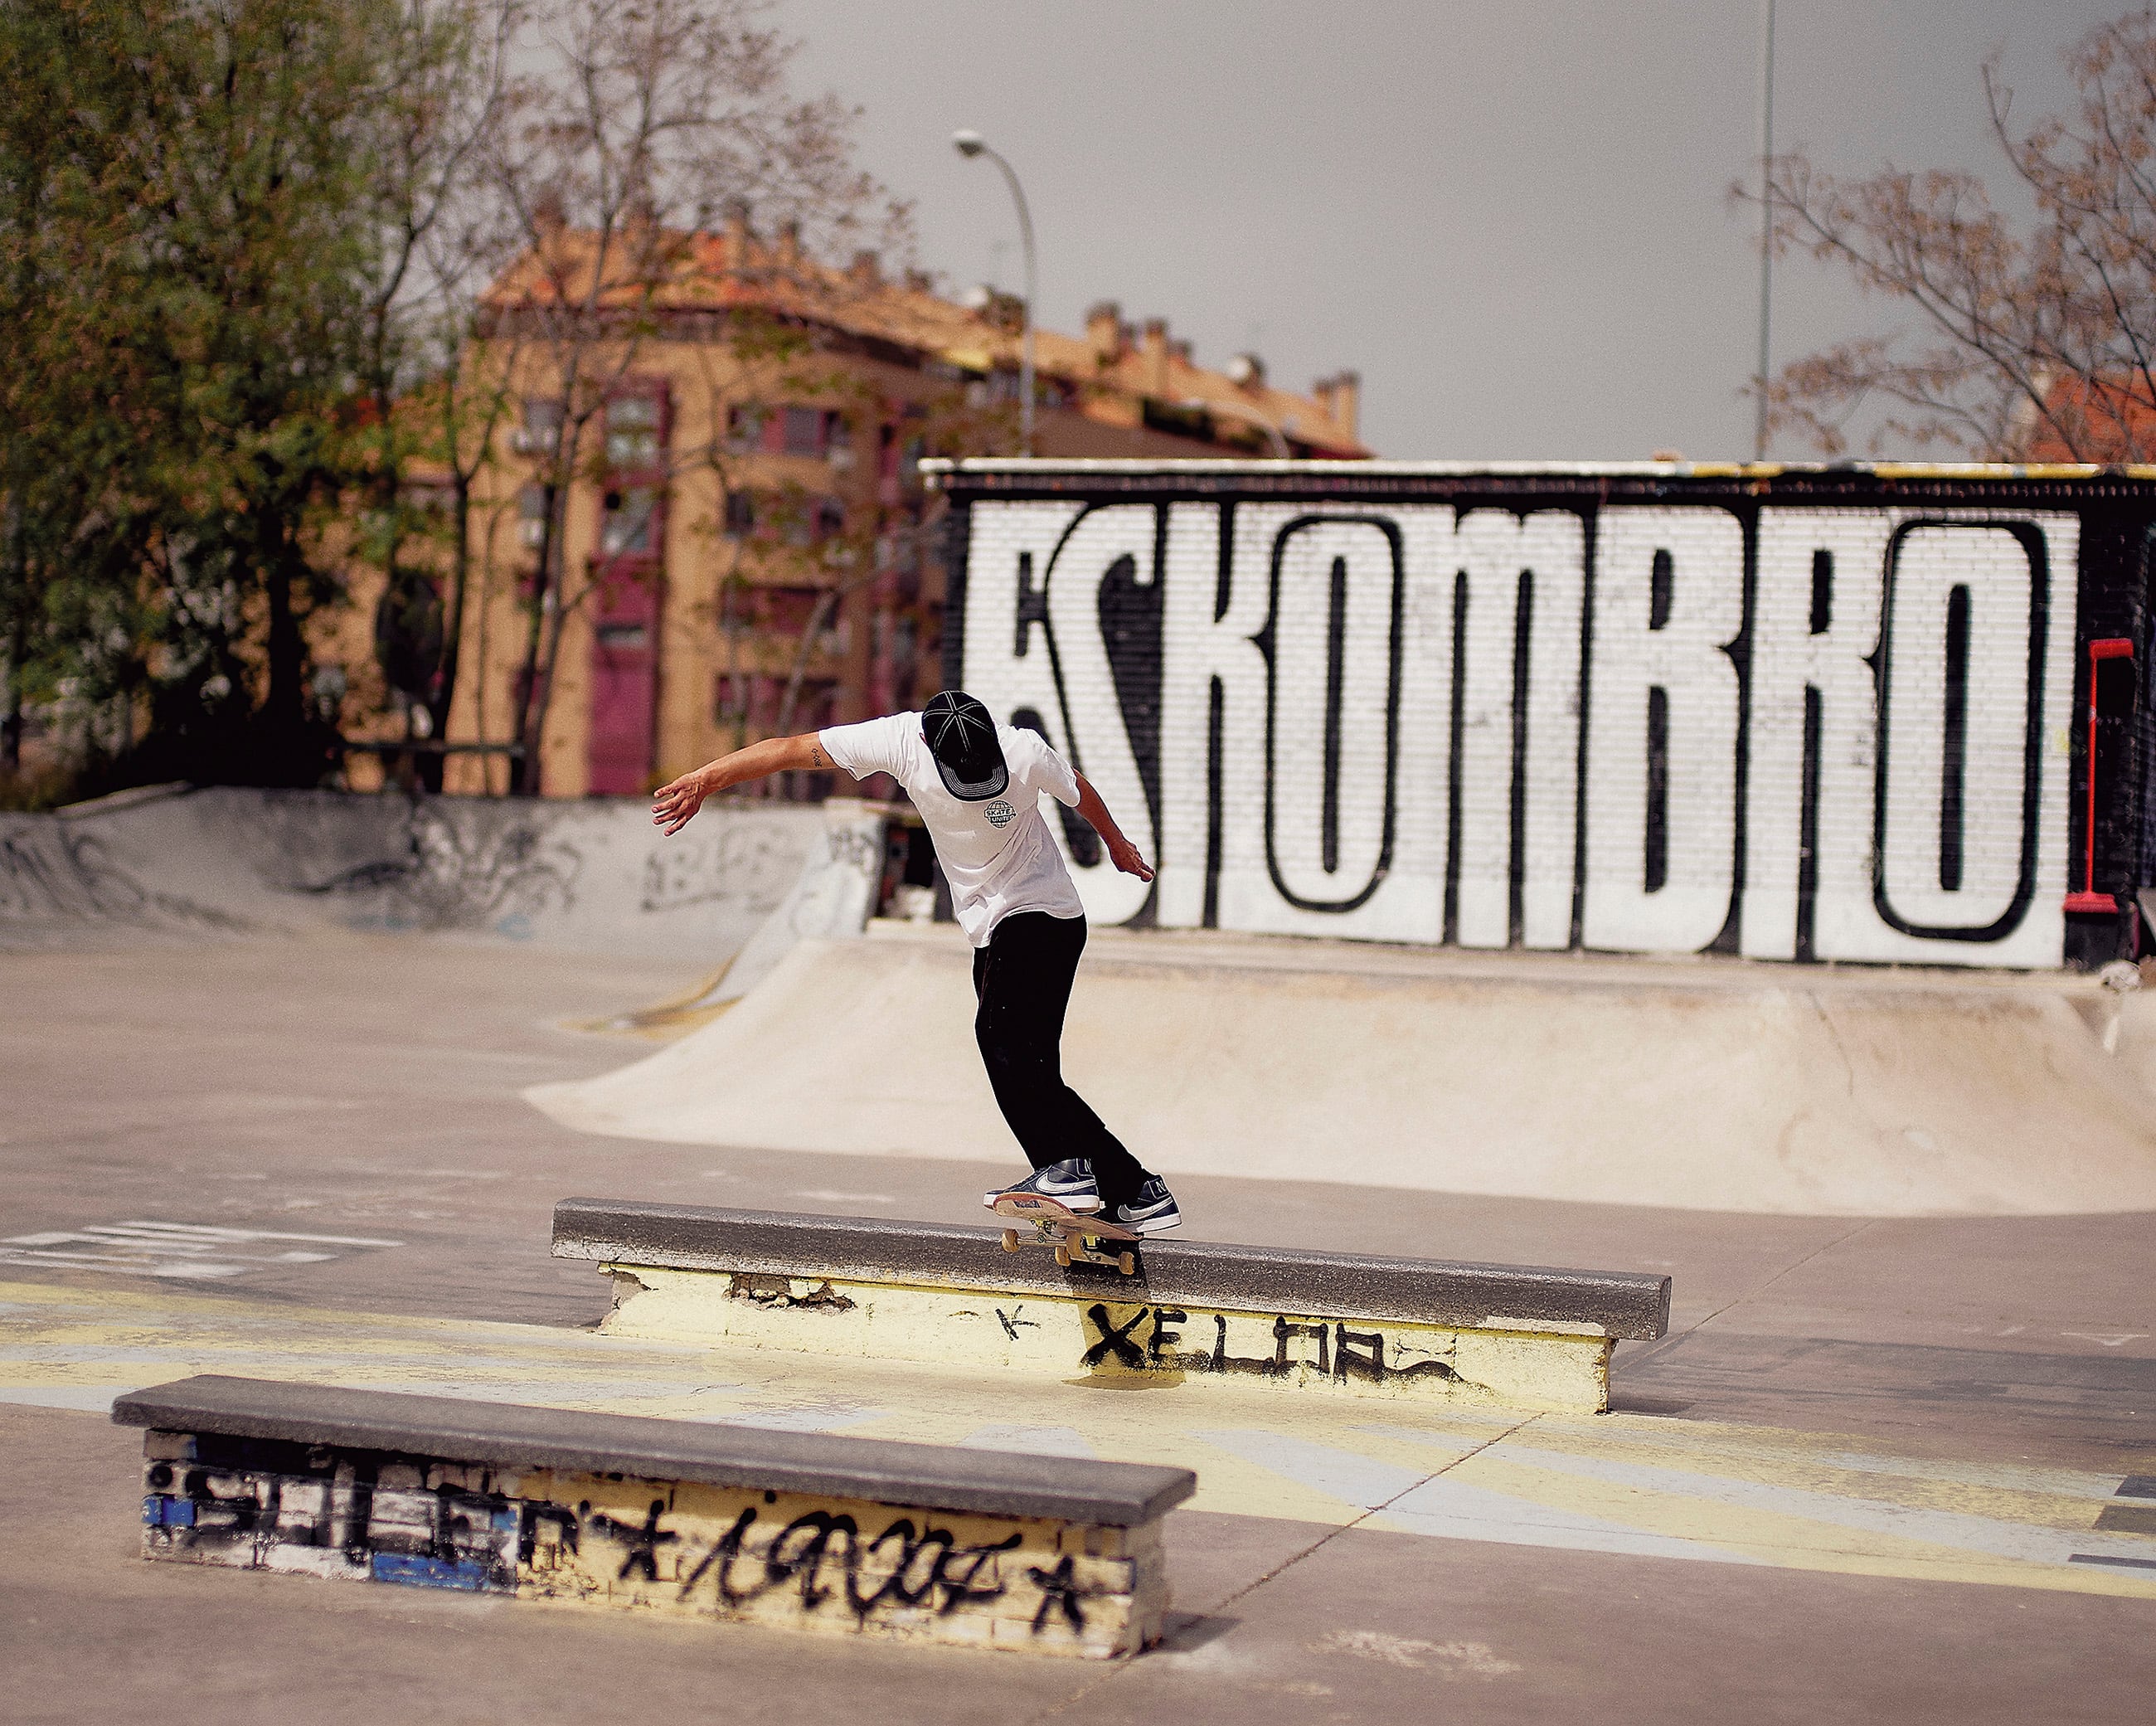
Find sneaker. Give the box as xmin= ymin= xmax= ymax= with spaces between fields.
xmin=983 ymin=1159 xmax=1100 ymax=1214
xmin=1107 ymin=1176 xmax=1181 ymax=1235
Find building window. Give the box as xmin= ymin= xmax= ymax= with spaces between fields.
xmin=517 ymin=483 xmax=547 ymax=548
xmin=600 ymin=489 xmax=658 ymax=556
xmin=726 ymin=404 xmax=765 ymax=453
xmin=781 ymin=406 xmax=825 ymax=457
xmin=722 ymin=489 xmax=756 ymax=538
xmin=726 ymin=402 xmax=848 ymax=459
xmin=513 ymin=398 xmax=562 ymax=455
xmin=605 ymin=395 xmax=661 ymax=469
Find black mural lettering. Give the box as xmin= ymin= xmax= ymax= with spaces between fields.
xmin=995 ymin=1305 xmax=1039 ymax=1341
xmin=1148 ymin=1308 xmax=1187 ymax=1364
xmin=844 ymin=1519 xmax=954 ymax=1619
xmin=517 ymin=1501 xmax=580 ymax=1564
xmin=1200 ymin=1312 xmax=1284 ymax=1377
xmin=1012 ymin=551 xmax=1047 ymax=657
xmin=959 ymin=484 xmax=2107 ymax=967
xmin=1082 ymin=1304 xmax=1148 ymax=1370
xmin=1100 ymin=546 xmax=1165 ymax=834
xmin=933 ymin=1532 xmax=1021 ymax=1615
xmin=679 ymin=1506 xmax=759 ymax=1603
xmin=1275 ymin=1316 xmax=1329 ymax=1375
xmin=1027 ymin=1553 xmax=1093 ymax=1635
xmin=1333 ymin=1325 xmax=1386 ymax=1383
xmin=591 ymin=1498 xmax=681 ymax=1583
xmin=1941 ymin=583 xmax=1971 ymax=892
xmin=337 ymin=1461 xmax=376 ymax=1559
xmin=1322 ymin=553 xmax=1349 ymax=875
xmin=765 ymin=1510 xmax=859 ymax=1609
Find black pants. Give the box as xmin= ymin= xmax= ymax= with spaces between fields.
xmin=971 ymin=911 xmax=1153 ymax=1210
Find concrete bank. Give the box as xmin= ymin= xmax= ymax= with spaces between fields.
xmin=554 ymin=1201 xmax=1671 ymax=1414
xmin=114 ymin=1374 xmax=1193 ymax=1659
xmin=0 ymin=784 xmax=885 ymax=968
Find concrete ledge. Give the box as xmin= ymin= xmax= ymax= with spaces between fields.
xmin=553 ymin=1200 xmax=1672 ymax=1338
xmin=553 ymin=1202 xmax=1672 ymax=1414
xmin=115 ymin=1376 xmax=1193 ymax=1658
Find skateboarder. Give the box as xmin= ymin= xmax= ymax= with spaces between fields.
xmin=651 ymin=690 xmax=1181 ymax=1234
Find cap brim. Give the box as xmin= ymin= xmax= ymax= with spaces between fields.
xmin=935 ymin=759 xmax=1008 ymax=801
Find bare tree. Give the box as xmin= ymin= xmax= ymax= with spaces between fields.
xmin=353 ymin=0 xmax=523 ymax=785
xmin=483 ymin=0 xmax=896 ymax=794
xmin=1753 ymin=8 xmax=2156 ymax=461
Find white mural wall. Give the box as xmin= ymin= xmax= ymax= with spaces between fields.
xmin=959 ymin=493 xmax=2078 ymax=968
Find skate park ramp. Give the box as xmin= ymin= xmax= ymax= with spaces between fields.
xmin=0 ymin=783 xmax=880 ymax=970
xmin=525 ymin=923 xmax=2156 ymax=1217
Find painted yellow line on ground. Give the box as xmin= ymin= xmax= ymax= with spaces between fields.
xmin=2 ymin=1278 xmax=2149 ymax=1599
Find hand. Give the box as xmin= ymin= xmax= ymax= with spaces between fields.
xmin=1106 ymin=833 xmax=1154 ymax=882
xmin=652 ymin=766 xmax=710 ymax=835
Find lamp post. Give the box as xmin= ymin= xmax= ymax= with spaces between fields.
xmin=952 ymin=128 xmax=1036 ymax=454
xmin=1754 ymin=0 xmax=1776 ymax=462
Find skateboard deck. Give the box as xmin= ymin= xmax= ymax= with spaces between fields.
xmin=990 ymin=1193 xmax=1143 ymax=1274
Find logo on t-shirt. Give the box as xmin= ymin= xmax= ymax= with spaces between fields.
xmin=984 ymin=799 xmax=1016 ymax=828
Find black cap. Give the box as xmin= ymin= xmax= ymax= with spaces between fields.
xmin=921 ymin=690 xmax=1008 ymax=801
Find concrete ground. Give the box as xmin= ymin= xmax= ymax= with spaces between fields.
xmin=2 ymin=933 xmax=2154 ymax=1722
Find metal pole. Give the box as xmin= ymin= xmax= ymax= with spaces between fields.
xmin=952 ymin=131 xmax=1036 ymax=454
xmin=991 ymin=150 xmax=1037 ymax=454
xmin=1754 ymin=0 xmax=1776 ymax=462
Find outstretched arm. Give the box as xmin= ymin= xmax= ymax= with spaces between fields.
xmin=1073 ymin=773 xmax=1153 ymax=882
xmin=652 ymin=733 xmax=830 ymax=835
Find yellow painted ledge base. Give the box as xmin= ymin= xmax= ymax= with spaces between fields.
xmin=598 ymin=1262 xmax=1615 ymax=1414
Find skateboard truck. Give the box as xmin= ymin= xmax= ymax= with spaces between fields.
xmin=990 ymin=1194 xmax=1141 ymax=1276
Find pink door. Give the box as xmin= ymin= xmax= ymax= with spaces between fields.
xmin=585 ymin=384 xmax=670 ymax=795
xmin=586 ymin=578 xmax=658 ymax=795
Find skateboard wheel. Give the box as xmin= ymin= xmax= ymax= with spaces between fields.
xmin=1054 ymin=1245 xmax=1071 ymax=1268
xmin=1001 ymin=1229 xmax=1019 ymax=1253
xmin=1118 ymin=1252 xmax=1136 ymax=1276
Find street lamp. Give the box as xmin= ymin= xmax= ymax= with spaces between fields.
xmin=952 ymin=128 xmax=1036 ymax=454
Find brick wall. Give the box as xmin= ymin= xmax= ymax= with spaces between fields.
xmin=941 ymin=466 xmax=2156 ymax=970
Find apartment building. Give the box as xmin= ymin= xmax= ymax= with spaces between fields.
xmin=366 ymin=221 xmax=1367 ymax=800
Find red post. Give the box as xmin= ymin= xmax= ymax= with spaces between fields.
xmin=2065 ymin=637 xmax=2134 ymax=914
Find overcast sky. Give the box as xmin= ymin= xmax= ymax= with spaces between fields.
xmin=779 ymin=0 xmax=2127 ymax=461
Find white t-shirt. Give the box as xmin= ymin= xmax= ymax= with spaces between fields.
xmin=819 ymin=712 xmax=1085 ymax=946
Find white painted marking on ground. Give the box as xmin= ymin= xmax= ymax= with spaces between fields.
xmin=788 ymin=1189 xmax=897 ymax=1205
xmin=0 ymin=1220 xmax=403 ymax=1280
xmin=959 ymin=1424 xmax=1099 ymax=1460
xmin=2061 ymin=1332 xmax=2147 ymax=1348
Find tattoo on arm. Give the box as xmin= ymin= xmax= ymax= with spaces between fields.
xmin=810 ymin=744 xmax=826 ymax=768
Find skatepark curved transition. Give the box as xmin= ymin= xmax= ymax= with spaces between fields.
xmin=527 ymin=923 xmax=2156 ymax=1218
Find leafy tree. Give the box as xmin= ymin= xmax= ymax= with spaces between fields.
xmin=0 ymin=1 xmax=396 ymax=790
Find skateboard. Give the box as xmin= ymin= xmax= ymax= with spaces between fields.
xmin=991 ymin=1193 xmax=1142 ymax=1275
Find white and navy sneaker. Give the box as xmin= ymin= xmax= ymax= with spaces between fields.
xmin=1107 ymin=1176 xmax=1181 ymax=1235
xmin=983 ymin=1159 xmax=1100 ymax=1214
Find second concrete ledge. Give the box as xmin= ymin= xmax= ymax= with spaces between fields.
xmin=553 ymin=1201 xmax=1672 ymax=1414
